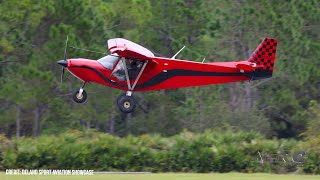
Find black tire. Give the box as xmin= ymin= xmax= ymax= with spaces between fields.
xmin=72 ymin=89 xmax=87 ymax=103
xmin=117 ymin=94 xmax=136 ymax=113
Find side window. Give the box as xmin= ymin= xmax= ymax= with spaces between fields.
xmin=111 ymin=60 xmax=125 ymax=81
xmin=127 ymin=59 xmax=143 ymax=80
xmin=97 ymin=55 xmax=119 ymax=70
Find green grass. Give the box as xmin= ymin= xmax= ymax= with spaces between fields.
xmin=1 ymin=173 xmax=320 ymax=180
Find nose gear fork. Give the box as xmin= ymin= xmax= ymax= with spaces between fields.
xmin=72 ymin=82 xmax=87 ymax=103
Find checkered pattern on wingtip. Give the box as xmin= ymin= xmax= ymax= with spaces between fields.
xmin=248 ymin=38 xmax=278 ymax=71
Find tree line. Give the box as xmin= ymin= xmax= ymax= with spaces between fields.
xmin=0 ymin=0 xmax=319 ymax=140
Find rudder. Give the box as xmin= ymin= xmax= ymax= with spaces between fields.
xmin=248 ymin=38 xmax=278 ymax=72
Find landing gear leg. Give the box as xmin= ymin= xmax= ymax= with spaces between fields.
xmin=72 ymin=82 xmax=87 ymax=103
xmin=116 ymin=59 xmax=148 ymax=113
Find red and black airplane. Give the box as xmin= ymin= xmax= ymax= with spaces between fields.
xmin=57 ymin=37 xmax=278 ymax=113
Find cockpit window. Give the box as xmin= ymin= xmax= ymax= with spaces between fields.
xmin=110 ymin=58 xmax=144 ymax=82
xmin=111 ymin=60 xmax=126 ymax=81
xmin=97 ymin=54 xmax=119 ymax=70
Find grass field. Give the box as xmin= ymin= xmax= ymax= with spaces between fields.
xmin=1 ymin=173 xmax=320 ymax=180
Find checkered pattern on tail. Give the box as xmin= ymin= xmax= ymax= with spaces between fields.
xmin=248 ymin=38 xmax=278 ymax=71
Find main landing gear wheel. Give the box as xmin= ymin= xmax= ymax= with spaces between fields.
xmin=117 ymin=93 xmax=136 ymax=113
xmin=72 ymin=89 xmax=87 ymax=103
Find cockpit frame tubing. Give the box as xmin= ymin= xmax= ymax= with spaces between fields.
xmin=122 ymin=57 xmax=132 ymax=90
xmin=109 ymin=56 xmax=122 ymax=75
xmin=131 ymin=60 xmax=148 ymax=90
xmin=121 ymin=58 xmax=149 ymax=92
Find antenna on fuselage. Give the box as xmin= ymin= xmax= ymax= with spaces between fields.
xmin=202 ymin=57 xmax=206 ymax=63
xmin=171 ymin=46 xmax=186 ymax=59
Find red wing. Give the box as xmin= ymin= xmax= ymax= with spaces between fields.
xmin=107 ymin=38 xmax=154 ymax=60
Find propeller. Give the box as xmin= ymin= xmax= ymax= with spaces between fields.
xmin=57 ymin=35 xmax=69 ymax=83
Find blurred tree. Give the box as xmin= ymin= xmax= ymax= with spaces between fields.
xmin=0 ymin=0 xmax=318 ymax=139
xmin=301 ymin=100 xmax=320 ymax=151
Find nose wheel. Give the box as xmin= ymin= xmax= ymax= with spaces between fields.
xmin=72 ymin=89 xmax=87 ymax=103
xmin=117 ymin=93 xmax=136 ymax=113
xmin=72 ymin=83 xmax=87 ymax=103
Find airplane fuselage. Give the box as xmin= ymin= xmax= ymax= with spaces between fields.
xmin=66 ymin=57 xmax=258 ymax=92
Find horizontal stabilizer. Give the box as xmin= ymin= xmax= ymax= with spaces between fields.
xmin=236 ymin=62 xmax=263 ymax=72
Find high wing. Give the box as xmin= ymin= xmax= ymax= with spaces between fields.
xmin=107 ymin=38 xmax=154 ymax=60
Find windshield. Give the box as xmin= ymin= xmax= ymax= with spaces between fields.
xmin=111 ymin=60 xmax=126 ymax=81
xmin=97 ymin=54 xmax=119 ymax=70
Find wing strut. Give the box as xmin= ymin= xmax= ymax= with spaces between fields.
xmin=131 ymin=61 xmax=148 ymax=90
xmin=121 ymin=58 xmax=148 ymax=96
xmin=122 ymin=58 xmax=132 ymax=91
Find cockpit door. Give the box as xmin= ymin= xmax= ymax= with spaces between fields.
xmin=111 ymin=58 xmax=144 ymax=82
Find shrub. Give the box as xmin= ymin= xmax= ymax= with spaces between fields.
xmin=303 ymin=151 xmax=320 ymax=174
xmin=1 ymin=130 xmax=318 ymax=174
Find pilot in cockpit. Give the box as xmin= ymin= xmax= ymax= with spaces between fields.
xmin=127 ymin=59 xmax=143 ymax=79
xmin=101 ymin=56 xmax=142 ymax=82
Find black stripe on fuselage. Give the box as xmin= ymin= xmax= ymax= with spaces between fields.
xmin=135 ymin=69 xmax=253 ymax=89
xmin=68 ymin=66 xmax=126 ymax=88
xmin=69 ymin=66 xmax=271 ymax=90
